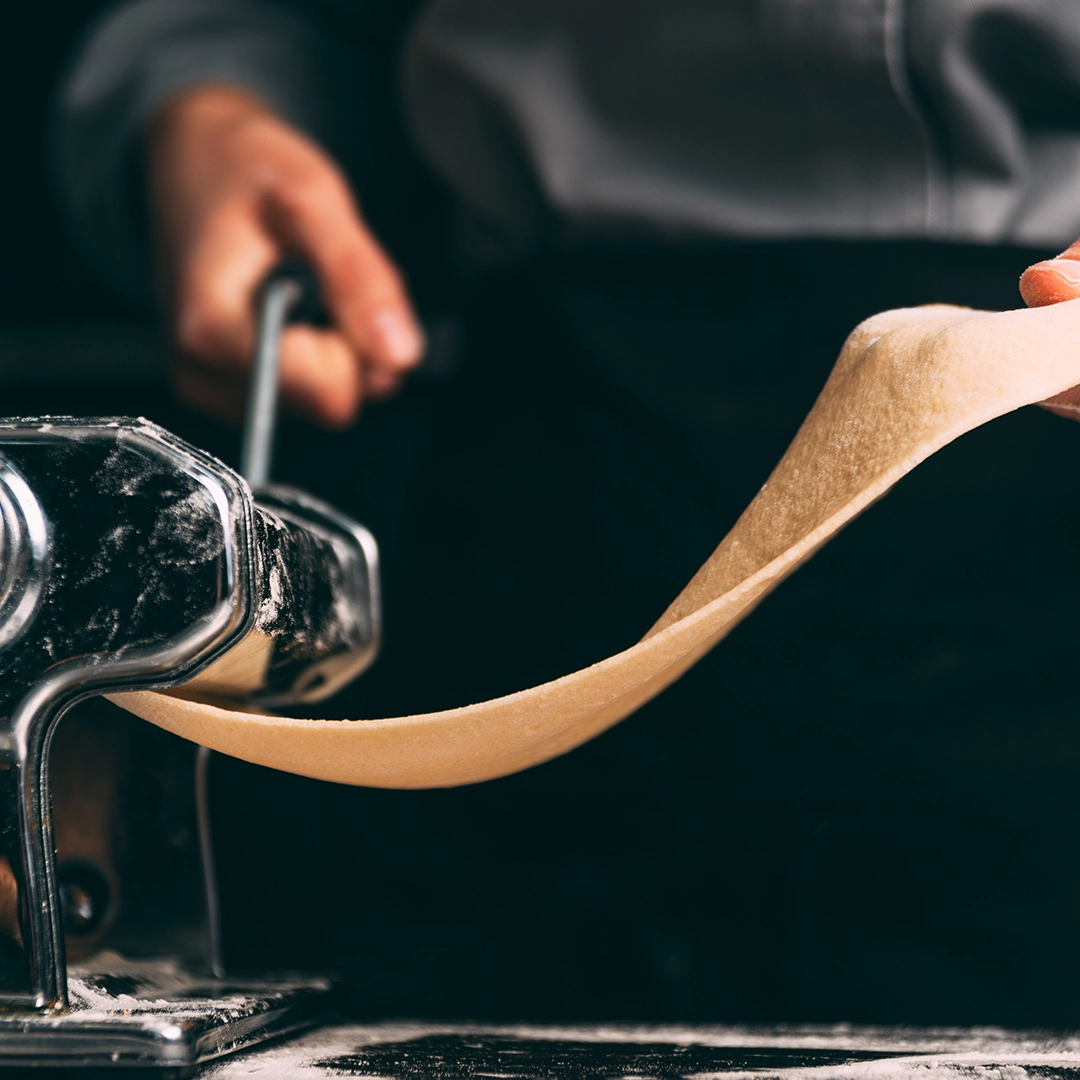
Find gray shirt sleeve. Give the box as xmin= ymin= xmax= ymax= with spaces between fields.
xmin=52 ymin=0 xmax=346 ymax=302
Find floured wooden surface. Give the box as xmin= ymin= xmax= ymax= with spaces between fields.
xmin=114 ymin=300 xmax=1080 ymax=788
xmin=195 ymin=1021 xmax=1080 ymax=1078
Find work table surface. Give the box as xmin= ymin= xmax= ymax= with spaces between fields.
xmin=197 ymin=1022 xmax=1080 ymax=1079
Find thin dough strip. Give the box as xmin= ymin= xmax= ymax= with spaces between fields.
xmin=112 ymin=300 xmax=1080 ymax=788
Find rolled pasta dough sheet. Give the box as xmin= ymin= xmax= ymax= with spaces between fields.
xmin=113 ymin=300 xmax=1080 ymax=788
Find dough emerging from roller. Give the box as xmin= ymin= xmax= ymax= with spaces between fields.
xmin=113 ymin=300 xmax=1080 ymax=788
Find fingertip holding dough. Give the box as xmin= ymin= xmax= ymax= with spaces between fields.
xmin=112 ymin=299 xmax=1080 ymax=788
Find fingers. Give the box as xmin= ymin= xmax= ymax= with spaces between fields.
xmin=173 ymin=206 xmax=277 ymax=372
xmin=172 ymin=189 xmax=415 ymax=428
xmin=149 ymin=88 xmax=423 ymax=429
xmin=1019 ymin=240 xmax=1080 ymax=421
xmin=1038 ymin=386 xmax=1080 ymax=421
xmin=1019 ymin=241 xmax=1080 ymax=308
xmin=264 ymin=169 xmax=426 ymax=386
xmin=278 ymin=326 xmax=364 ymax=428
xmin=175 ymin=326 xmax=366 ymax=429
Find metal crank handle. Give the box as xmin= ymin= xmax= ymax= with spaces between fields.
xmin=197 ymin=260 xmax=314 ymax=979
xmin=207 ymin=263 xmax=367 ymax=977
xmin=240 ymin=261 xmax=323 ymax=487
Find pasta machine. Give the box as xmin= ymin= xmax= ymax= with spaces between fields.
xmin=0 ymin=268 xmax=380 ymax=1068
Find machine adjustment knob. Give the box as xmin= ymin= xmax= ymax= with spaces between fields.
xmin=0 ymin=456 xmax=48 ymax=656
xmin=57 ymin=862 xmax=111 ymax=937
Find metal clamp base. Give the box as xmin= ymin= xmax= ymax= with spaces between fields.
xmin=0 ymin=953 xmax=331 ymax=1070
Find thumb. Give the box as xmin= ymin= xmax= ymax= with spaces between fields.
xmin=1020 ymin=241 xmax=1080 ymax=420
xmin=1019 ymin=240 xmax=1080 ymax=309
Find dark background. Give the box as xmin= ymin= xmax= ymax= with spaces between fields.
xmin=4 ymin=2 xmax=142 ymax=327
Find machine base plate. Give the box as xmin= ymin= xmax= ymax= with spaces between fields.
xmin=0 ymin=953 xmax=331 ymax=1071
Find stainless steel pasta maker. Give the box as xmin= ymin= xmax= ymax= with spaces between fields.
xmin=0 ymin=267 xmax=380 ymax=1069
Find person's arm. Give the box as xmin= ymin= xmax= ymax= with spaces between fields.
xmin=54 ymin=0 xmax=423 ymax=427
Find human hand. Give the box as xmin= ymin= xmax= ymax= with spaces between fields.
xmin=146 ymin=86 xmax=424 ymax=428
xmin=1019 ymin=242 xmax=1080 ymax=420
